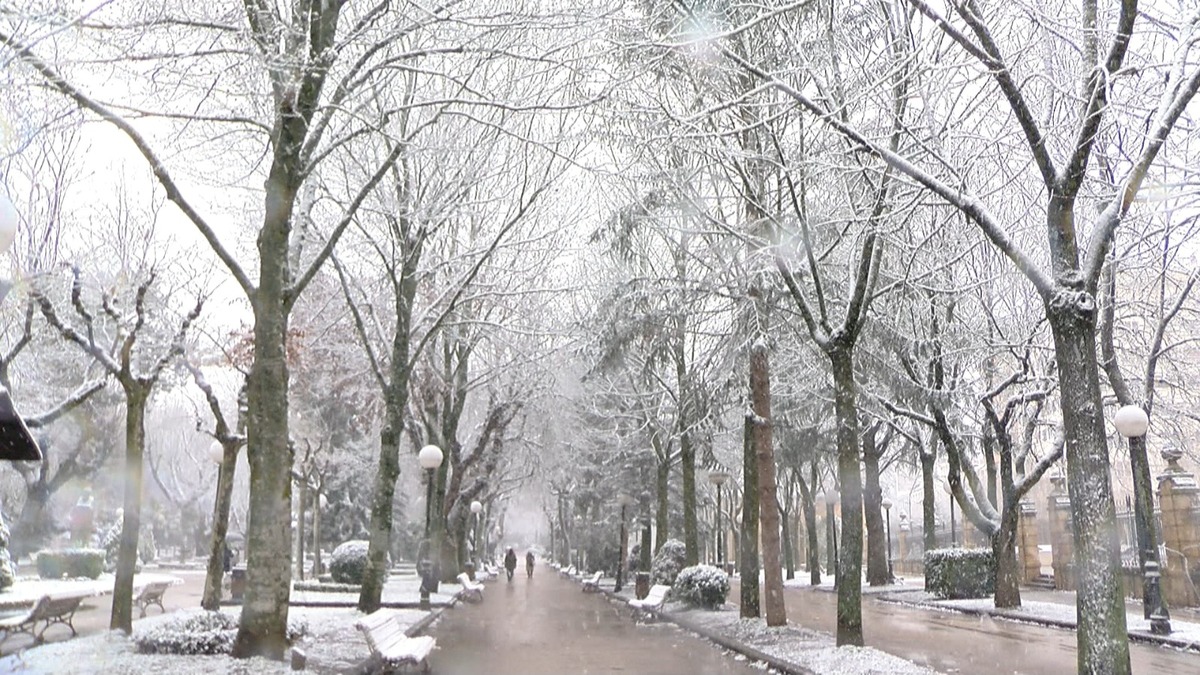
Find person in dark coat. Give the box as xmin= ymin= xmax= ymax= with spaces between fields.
xmin=525 ymin=550 xmax=535 ymax=578
xmin=504 ymin=547 xmax=517 ymax=581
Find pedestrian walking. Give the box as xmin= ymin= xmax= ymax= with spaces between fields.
xmin=525 ymin=550 xmax=535 ymax=579
xmin=504 ymin=547 xmax=517 ymax=581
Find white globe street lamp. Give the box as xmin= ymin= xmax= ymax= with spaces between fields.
xmin=708 ymin=470 xmax=730 ymax=567
xmin=1112 ymin=403 xmax=1171 ymax=635
xmin=470 ymin=500 xmax=483 ymax=566
xmin=207 ymin=441 xmax=226 ymax=465
xmin=417 ymin=444 xmax=444 ymax=608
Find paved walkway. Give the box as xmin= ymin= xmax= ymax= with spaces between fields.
xmin=428 ymin=571 xmax=763 ymax=674
xmin=735 ymin=580 xmax=1197 ymax=674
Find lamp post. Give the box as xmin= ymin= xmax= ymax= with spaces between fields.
xmin=823 ymin=489 xmax=838 ymax=581
xmin=616 ymin=494 xmax=633 ymax=592
xmin=881 ymin=497 xmax=894 ymax=583
xmin=470 ymin=500 xmax=483 ymax=568
xmin=944 ymin=480 xmax=957 ymax=547
xmin=314 ymin=492 xmax=327 ymax=577
xmin=418 ymin=444 xmax=444 ymax=609
xmin=708 ymin=470 xmax=730 ymax=569
xmin=1113 ymin=404 xmax=1171 ymax=635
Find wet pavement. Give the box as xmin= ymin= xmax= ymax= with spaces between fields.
xmin=427 ymin=572 xmax=764 ymax=674
xmin=752 ymin=581 xmax=1197 ymax=674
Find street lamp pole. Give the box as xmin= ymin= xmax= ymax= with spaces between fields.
xmin=0 ymin=192 xmax=41 ymax=462
xmin=824 ymin=489 xmax=838 ymax=583
xmin=944 ymin=481 xmax=957 ymax=547
xmin=708 ymin=471 xmax=730 ymax=569
xmin=616 ymin=494 xmax=633 ymax=592
xmin=470 ymin=500 xmax=483 ymax=568
xmin=418 ymin=445 xmax=444 ymax=609
xmin=881 ymin=497 xmax=894 ymax=583
xmin=1113 ymin=405 xmax=1171 ymax=635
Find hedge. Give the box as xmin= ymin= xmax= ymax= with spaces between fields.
xmin=36 ymin=548 xmax=105 ymax=580
xmin=924 ymin=547 xmax=995 ymax=599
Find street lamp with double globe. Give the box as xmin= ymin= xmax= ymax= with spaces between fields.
xmin=1113 ymin=404 xmax=1171 ymax=635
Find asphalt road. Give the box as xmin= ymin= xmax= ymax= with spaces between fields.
xmin=428 ymin=571 xmax=764 ymax=674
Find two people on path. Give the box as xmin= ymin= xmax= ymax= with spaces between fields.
xmin=503 ymin=547 xmax=536 ymax=581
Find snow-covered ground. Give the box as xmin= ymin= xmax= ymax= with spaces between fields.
xmin=926 ymin=596 xmax=1200 ymax=645
xmin=0 ymin=606 xmax=414 ymax=674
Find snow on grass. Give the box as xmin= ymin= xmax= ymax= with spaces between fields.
xmin=0 ymin=605 xmax=429 ymax=675
xmin=0 ymin=572 xmax=185 ymax=609
xmin=921 ymin=596 xmax=1200 ymax=645
xmin=674 ymin=606 xmax=941 ymax=675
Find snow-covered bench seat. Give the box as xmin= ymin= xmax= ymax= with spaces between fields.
xmin=559 ymin=565 xmax=577 ymax=579
xmin=0 ymin=593 xmax=86 ymax=644
xmin=355 ymin=609 xmax=436 ymax=673
xmin=581 ymin=571 xmax=603 ymax=593
xmin=628 ymin=584 xmax=671 ymax=620
xmin=455 ymin=572 xmax=484 ymax=603
xmin=134 ymin=580 xmax=175 ymax=617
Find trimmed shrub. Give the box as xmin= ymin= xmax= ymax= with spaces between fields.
xmin=924 ymin=547 xmax=995 ymax=599
xmin=35 ymin=549 xmax=105 ymax=580
xmin=331 ymin=540 xmax=387 ymax=584
xmin=672 ymin=564 xmax=730 ymax=609
xmin=135 ymin=611 xmax=308 ymax=655
xmin=134 ymin=611 xmax=239 ymax=655
xmin=650 ymin=539 xmax=688 ymax=586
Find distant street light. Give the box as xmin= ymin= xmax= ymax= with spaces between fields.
xmin=708 ymin=470 xmax=730 ymax=568
xmin=615 ymin=493 xmax=633 ymax=592
xmin=881 ymin=497 xmax=894 ymax=583
xmin=207 ymin=441 xmax=226 ymax=465
xmin=823 ymin=489 xmax=839 ymax=580
xmin=470 ymin=500 xmax=483 ymax=566
xmin=1113 ymin=404 xmax=1171 ymax=635
xmin=943 ymin=480 xmax=957 ymax=547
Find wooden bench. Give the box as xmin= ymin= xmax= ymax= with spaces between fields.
xmin=355 ymin=609 xmax=436 ymax=673
xmin=455 ymin=572 xmax=484 ymax=603
xmin=0 ymin=594 xmax=86 ymax=644
xmin=581 ymin=571 xmax=603 ymax=593
xmin=628 ymin=584 xmax=671 ymax=621
xmin=559 ymin=564 xmax=577 ymax=579
xmin=135 ymin=580 xmax=174 ymax=618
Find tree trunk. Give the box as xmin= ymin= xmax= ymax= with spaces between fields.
xmin=1047 ymin=307 xmax=1129 ymax=674
xmin=110 ymin=388 xmax=146 ymax=633
xmin=233 ymin=195 xmax=295 ymax=658
xmin=295 ymin=481 xmax=306 ymax=581
xmin=751 ymin=344 xmax=786 ymax=626
xmin=355 ymin=420 xmax=403 ymax=610
xmin=655 ymin=457 xmax=669 ymax=552
xmin=921 ymin=444 xmax=937 ymax=553
xmin=203 ymin=442 xmax=239 ymax=611
xmin=993 ymin=505 xmax=1022 ymax=609
xmin=830 ymin=349 xmax=864 ymax=646
xmin=805 ymin=491 xmax=820 ymax=585
xmin=739 ymin=414 xmax=759 ymax=618
xmin=681 ymin=433 xmax=699 ymax=566
xmin=863 ymin=429 xmax=888 ymax=586
xmin=781 ymin=503 xmax=794 ymax=580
